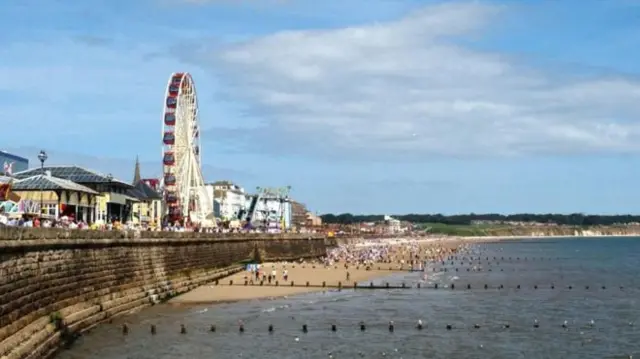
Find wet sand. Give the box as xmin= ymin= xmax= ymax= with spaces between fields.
xmin=170 ymin=263 xmax=402 ymax=304
xmin=170 ymin=238 xmax=465 ymax=305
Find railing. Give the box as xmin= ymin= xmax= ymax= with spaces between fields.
xmin=0 ymin=227 xmax=327 ymax=241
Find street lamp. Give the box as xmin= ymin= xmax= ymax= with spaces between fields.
xmin=105 ymin=174 xmax=113 ymax=222
xmin=37 ymin=150 xmax=47 ymax=215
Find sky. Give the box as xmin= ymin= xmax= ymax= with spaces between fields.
xmin=2 ymin=0 xmax=640 ymax=215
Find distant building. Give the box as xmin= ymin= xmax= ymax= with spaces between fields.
xmin=0 ymin=151 xmax=28 ymax=176
xmin=384 ymin=215 xmax=402 ymax=233
xmin=14 ymin=165 xmax=134 ymax=223
xmin=290 ymin=200 xmax=308 ymax=228
xmin=129 ymin=157 xmax=163 ymax=229
xmin=248 ymin=187 xmax=292 ymax=230
xmin=141 ymin=178 xmax=160 ymax=191
xmin=306 ymin=211 xmax=322 ymax=227
xmin=205 ymin=180 xmax=247 ymax=220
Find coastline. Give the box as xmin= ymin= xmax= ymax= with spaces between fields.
xmin=168 ymin=233 xmax=639 ymax=306
xmin=460 ymin=233 xmax=640 ymax=242
xmin=169 ymin=262 xmax=405 ymax=305
xmin=170 ymin=237 xmax=464 ymax=305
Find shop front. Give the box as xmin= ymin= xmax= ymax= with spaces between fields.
xmin=8 ymin=190 xmax=59 ymax=217
xmin=58 ymin=191 xmax=96 ymax=223
xmin=100 ymin=192 xmax=138 ymax=224
xmin=9 ymin=175 xmax=99 ymax=223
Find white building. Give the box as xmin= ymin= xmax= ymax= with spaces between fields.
xmin=247 ymin=187 xmax=292 ymax=231
xmin=384 ymin=215 xmax=402 ymax=233
xmin=205 ymin=181 xmax=247 ymax=220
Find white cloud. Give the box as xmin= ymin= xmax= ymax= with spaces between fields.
xmin=203 ymin=2 xmax=640 ymax=157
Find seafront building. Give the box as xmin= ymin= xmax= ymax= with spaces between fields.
xmin=12 ymin=166 xmax=136 ymax=223
xmin=291 ymin=200 xmax=323 ymax=229
xmin=0 ymin=151 xmax=28 ymax=176
xmin=1 ymin=173 xmax=99 ymax=221
xmin=384 ymin=215 xmax=402 ymax=233
xmin=205 ymin=180 xmax=247 ymax=221
xmin=306 ymin=212 xmax=323 ymax=227
xmin=0 ymin=151 xmax=313 ymax=231
xmin=248 ymin=186 xmax=293 ymax=231
xmin=130 ymin=158 xmax=163 ymax=229
xmin=203 ymin=182 xmax=296 ymax=231
xmin=290 ymin=200 xmax=308 ymax=228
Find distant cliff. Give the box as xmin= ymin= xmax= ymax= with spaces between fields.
xmin=460 ymin=225 xmax=640 ymax=237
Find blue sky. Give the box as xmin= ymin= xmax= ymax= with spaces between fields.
xmin=2 ymin=0 xmax=640 ymax=215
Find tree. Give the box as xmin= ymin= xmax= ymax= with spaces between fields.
xmin=319 ymin=212 xmax=640 ymax=226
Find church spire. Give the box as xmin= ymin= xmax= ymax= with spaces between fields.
xmin=133 ymin=155 xmax=141 ymax=184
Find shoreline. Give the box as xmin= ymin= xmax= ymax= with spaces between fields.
xmin=169 ymin=265 xmax=406 ymax=305
xmin=169 ymin=238 xmax=464 ymax=305
xmin=168 ymin=234 xmax=637 ymax=306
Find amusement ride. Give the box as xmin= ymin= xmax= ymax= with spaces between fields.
xmin=161 ymin=72 xmax=215 ymax=227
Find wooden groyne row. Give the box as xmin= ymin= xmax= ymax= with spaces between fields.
xmin=215 ymin=280 xmax=636 ymax=292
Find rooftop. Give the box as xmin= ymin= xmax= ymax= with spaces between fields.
xmin=12 ymin=174 xmax=99 ymax=194
xmin=207 ymin=180 xmax=235 ymax=186
xmin=13 ymin=165 xmax=131 ymax=187
xmin=130 ymin=180 xmax=162 ymax=201
xmin=0 ymin=151 xmax=29 ymax=162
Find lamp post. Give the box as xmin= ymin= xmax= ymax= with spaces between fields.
xmin=37 ymin=150 xmax=48 ymax=215
xmin=106 ymin=173 xmax=113 ymax=223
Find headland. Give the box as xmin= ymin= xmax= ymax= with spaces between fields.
xmin=423 ymin=224 xmax=640 ymax=238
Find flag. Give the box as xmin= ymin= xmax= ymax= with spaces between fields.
xmin=2 ymin=161 xmax=13 ymax=175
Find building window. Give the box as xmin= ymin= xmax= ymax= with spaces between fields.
xmin=42 ymin=204 xmax=57 ymax=216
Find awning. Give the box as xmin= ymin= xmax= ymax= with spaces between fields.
xmin=107 ymin=192 xmax=139 ymax=204
xmin=133 ymin=213 xmax=151 ymax=222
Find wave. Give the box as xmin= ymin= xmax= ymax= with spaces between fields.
xmin=261 ymin=304 xmax=291 ymax=313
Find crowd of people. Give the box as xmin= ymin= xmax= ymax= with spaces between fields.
xmin=0 ymin=211 xmax=315 ymax=234
xmin=321 ymin=237 xmax=462 ymax=269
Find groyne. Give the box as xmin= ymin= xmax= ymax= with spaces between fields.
xmin=0 ymin=228 xmax=326 ymax=359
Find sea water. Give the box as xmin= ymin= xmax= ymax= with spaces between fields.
xmin=57 ymin=237 xmax=640 ymax=359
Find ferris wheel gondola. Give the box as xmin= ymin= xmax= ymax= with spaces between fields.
xmin=161 ymin=72 xmax=214 ymax=227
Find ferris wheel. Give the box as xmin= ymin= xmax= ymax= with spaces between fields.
xmin=161 ymin=72 xmax=214 ymax=227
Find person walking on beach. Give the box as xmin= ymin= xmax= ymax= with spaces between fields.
xmin=283 ymin=269 xmax=288 ymax=282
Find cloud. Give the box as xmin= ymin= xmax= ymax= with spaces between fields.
xmin=166 ymin=0 xmax=290 ymax=4
xmin=0 ymin=38 xmax=189 ymax=152
xmin=73 ymin=35 xmax=114 ymax=47
xmin=193 ymin=1 xmax=640 ymax=158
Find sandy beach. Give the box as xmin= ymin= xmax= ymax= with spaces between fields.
xmin=170 ymin=237 xmax=466 ymax=305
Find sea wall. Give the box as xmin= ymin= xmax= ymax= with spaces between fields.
xmin=0 ymin=229 xmax=326 ymax=359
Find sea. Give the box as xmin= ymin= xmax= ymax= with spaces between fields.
xmin=57 ymin=237 xmax=640 ymax=359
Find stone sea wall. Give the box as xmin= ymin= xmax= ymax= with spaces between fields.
xmin=0 ymin=228 xmax=326 ymax=359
